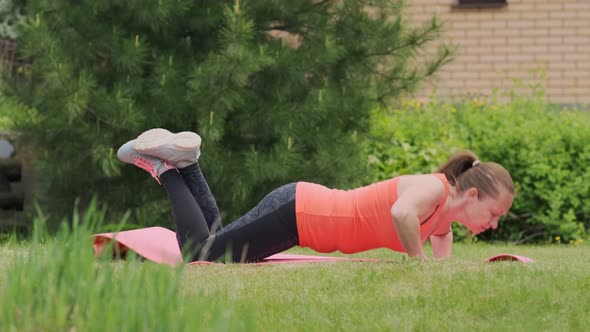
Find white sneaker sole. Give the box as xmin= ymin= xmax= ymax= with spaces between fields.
xmin=134 ymin=128 xmax=201 ymax=152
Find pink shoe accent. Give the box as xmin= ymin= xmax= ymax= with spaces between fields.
xmin=133 ymin=156 xmax=175 ymax=185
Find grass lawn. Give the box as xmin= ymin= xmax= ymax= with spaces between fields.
xmin=181 ymin=244 xmax=589 ymax=331
xmin=0 ymin=231 xmax=588 ymax=331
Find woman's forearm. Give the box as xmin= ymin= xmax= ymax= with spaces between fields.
xmin=391 ymin=213 xmax=426 ymax=258
xmin=430 ymin=232 xmax=453 ymax=259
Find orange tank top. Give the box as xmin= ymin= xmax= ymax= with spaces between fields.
xmin=295 ymin=173 xmax=450 ymax=254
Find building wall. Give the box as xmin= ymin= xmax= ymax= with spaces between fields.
xmin=405 ymin=0 xmax=590 ymax=104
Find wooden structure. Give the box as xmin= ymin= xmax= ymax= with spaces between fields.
xmin=0 ymin=37 xmax=17 ymax=76
xmin=0 ymin=132 xmax=30 ymax=227
xmin=0 ymin=36 xmax=35 ymax=227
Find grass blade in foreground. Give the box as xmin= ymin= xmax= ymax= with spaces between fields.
xmin=0 ymin=202 xmax=253 ymax=331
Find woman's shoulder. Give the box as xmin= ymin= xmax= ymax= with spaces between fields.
xmin=397 ymin=173 xmax=448 ymax=183
xmin=397 ymin=173 xmax=449 ymax=196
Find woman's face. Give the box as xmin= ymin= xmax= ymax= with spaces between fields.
xmin=460 ymin=187 xmax=514 ymax=234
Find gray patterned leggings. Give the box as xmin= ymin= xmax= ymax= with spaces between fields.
xmin=160 ymin=163 xmax=299 ymax=263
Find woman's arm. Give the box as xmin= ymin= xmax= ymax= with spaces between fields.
xmin=390 ymin=206 xmax=425 ymax=258
xmin=391 ymin=175 xmax=446 ymax=259
xmin=430 ymin=231 xmax=453 ymax=259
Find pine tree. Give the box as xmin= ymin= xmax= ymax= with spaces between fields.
xmin=4 ymin=0 xmax=452 ymax=225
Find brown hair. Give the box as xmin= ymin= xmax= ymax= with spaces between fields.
xmin=437 ymin=150 xmax=514 ymax=198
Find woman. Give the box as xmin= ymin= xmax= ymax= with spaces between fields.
xmin=117 ymin=128 xmax=514 ymax=262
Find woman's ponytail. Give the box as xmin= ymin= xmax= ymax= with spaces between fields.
xmin=436 ymin=151 xmax=479 ymax=186
xmin=437 ymin=150 xmax=514 ymax=198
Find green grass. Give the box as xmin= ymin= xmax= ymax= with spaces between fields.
xmin=180 ymin=244 xmax=590 ymax=331
xmin=0 ymin=223 xmax=588 ymax=332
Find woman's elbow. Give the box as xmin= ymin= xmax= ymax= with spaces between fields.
xmin=391 ymin=206 xmax=414 ymax=225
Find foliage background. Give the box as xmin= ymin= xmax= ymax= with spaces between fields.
xmin=367 ymin=88 xmax=590 ymax=243
xmin=1 ymin=0 xmax=451 ymax=229
xmin=0 ymin=1 xmax=587 ymax=244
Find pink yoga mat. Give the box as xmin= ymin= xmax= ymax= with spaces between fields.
xmin=92 ymin=226 xmax=533 ymax=265
xmin=93 ymin=227 xmax=184 ymax=266
xmin=92 ymin=226 xmax=374 ymax=266
xmin=485 ymin=253 xmax=534 ymax=263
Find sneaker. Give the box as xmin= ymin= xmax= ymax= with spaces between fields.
xmin=134 ymin=128 xmax=201 ymax=168
xmin=117 ymin=140 xmax=175 ymax=184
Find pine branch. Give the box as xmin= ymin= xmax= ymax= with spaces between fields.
xmin=47 ymin=52 xmax=123 ymax=130
xmin=373 ymin=45 xmax=454 ymax=104
xmin=85 ymin=106 xmax=126 ymax=130
xmin=365 ymin=27 xmax=436 ymax=58
xmin=263 ymin=0 xmax=334 ymax=32
xmin=365 ymin=40 xmax=416 ymax=58
xmin=313 ymin=143 xmax=360 ymax=179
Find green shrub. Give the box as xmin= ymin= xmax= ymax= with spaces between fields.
xmin=0 ymin=96 xmax=18 ymax=129
xmin=367 ymin=95 xmax=590 ymax=243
